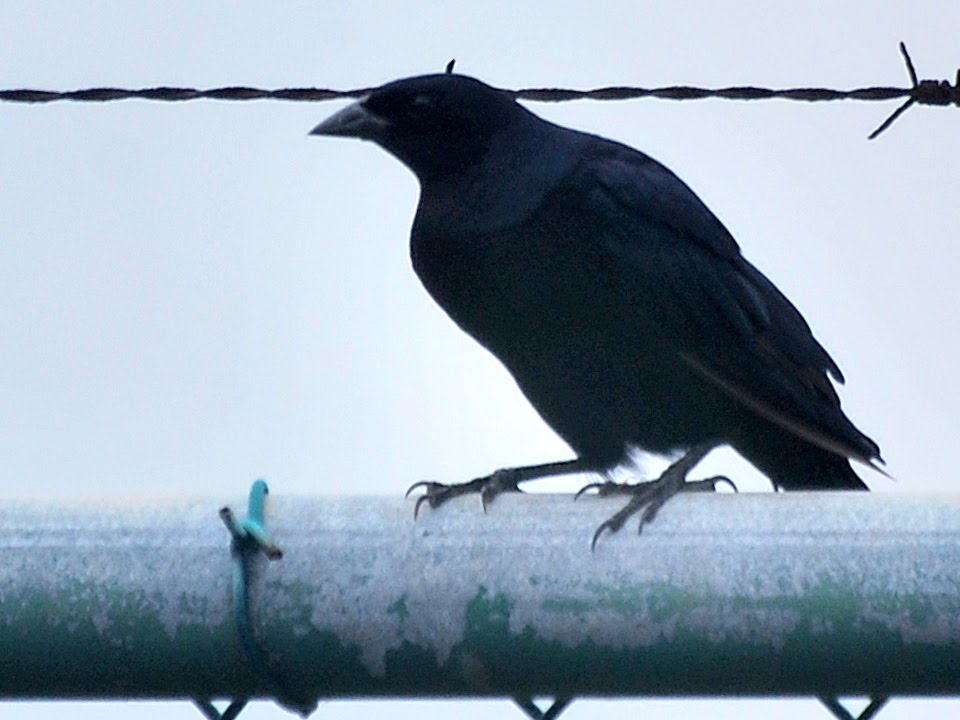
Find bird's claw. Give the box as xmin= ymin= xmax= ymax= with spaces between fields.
xmin=577 ymin=474 xmax=735 ymax=500
xmin=590 ymin=521 xmax=614 ymax=550
xmin=406 ymin=470 xmax=522 ymax=518
xmin=699 ymin=475 xmax=738 ymax=493
xmin=583 ymin=459 xmax=737 ymax=549
xmin=574 ymin=480 xmax=606 ymax=500
xmin=590 ymin=489 xmax=665 ymax=549
xmin=405 ymin=480 xmax=457 ymax=519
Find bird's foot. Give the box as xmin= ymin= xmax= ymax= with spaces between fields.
xmin=407 ymin=458 xmax=590 ymax=519
xmin=576 ymin=451 xmax=735 ymax=549
xmin=577 ymin=475 xmax=736 ymax=499
xmin=406 ymin=468 xmax=524 ymax=518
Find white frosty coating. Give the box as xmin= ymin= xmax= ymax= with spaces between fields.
xmin=0 ymin=498 xmax=234 ymax=642
xmin=263 ymin=493 xmax=960 ymax=678
xmin=3 ymin=492 xmax=960 ymax=689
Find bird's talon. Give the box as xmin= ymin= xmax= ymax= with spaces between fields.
xmin=405 ymin=480 xmax=432 ymax=498
xmin=406 ymin=465 xmax=542 ymax=519
xmin=408 ymin=480 xmax=458 ymax=519
xmin=590 ymin=523 xmax=611 ymax=551
xmin=716 ymin=476 xmax=738 ymax=493
xmin=639 ymin=500 xmax=662 ymax=530
xmin=574 ymin=482 xmax=604 ymax=500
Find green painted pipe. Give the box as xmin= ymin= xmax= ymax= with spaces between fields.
xmin=1 ymin=492 xmax=959 ymax=708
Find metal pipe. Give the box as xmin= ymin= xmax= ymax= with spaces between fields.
xmin=2 ymin=492 xmax=960 ymax=704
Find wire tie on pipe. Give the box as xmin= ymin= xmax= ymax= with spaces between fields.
xmin=217 ymin=480 xmax=317 ymax=717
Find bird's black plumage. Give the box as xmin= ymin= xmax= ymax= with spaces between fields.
xmin=311 ymin=73 xmax=881 ymax=530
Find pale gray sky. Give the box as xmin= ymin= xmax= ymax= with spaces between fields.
xmin=2 ymin=2 xmax=959 ymax=718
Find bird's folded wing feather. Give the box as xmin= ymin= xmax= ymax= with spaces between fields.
xmin=568 ymin=143 xmax=880 ymax=464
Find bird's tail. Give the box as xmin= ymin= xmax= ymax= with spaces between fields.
xmin=734 ymin=426 xmax=870 ymax=491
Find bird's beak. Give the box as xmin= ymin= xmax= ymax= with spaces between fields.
xmin=309 ymin=97 xmax=388 ymax=140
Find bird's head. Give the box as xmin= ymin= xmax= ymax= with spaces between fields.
xmin=310 ymin=74 xmax=526 ymax=182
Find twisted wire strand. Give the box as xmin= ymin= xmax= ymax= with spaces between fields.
xmin=1 ymin=43 xmax=956 ymax=138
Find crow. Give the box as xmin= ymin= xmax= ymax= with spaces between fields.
xmin=310 ymin=73 xmax=882 ymax=544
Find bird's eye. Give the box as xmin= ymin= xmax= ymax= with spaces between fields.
xmin=405 ymin=94 xmax=439 ymax=120
xmin=412 ymin=94 xmax=434 ymax=109
xmin=363 ymin=88 xmax=445 ymax=126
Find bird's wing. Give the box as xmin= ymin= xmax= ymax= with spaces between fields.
xmin=570 ymin=141 xmax=880 ymax=464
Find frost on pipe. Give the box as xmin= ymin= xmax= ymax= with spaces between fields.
xmin=1 ymin=492 xmax=959 ymax=701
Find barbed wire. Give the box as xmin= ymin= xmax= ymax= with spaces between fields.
xmin=1 ymin=43 xmax=956 ymax=139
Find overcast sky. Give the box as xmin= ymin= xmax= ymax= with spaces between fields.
xmin=2 ymin=2 xmax=959 ymax=719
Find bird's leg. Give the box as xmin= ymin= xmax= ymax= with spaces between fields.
xmin=578 ymin=443 xmax=735 ymax=548
xmin=407 ymin=458 xmax=593 ymax=518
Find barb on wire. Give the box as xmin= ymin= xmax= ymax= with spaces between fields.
xmin=514 ymin=695 xmax=574 ymax=720
xmin=819 ymin=695 xmax=890 ymax=720
xmin=0 ymin=43 xmax=955 ymax=138
xmin=868 ymin=42 xmax=960 ymax=138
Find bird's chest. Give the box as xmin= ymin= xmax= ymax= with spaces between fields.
xmin=409 ymin=218 xmax=617 ymax=356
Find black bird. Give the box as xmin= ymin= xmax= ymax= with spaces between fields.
xmin=310 ymin=73 xmax=882 ymax=543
